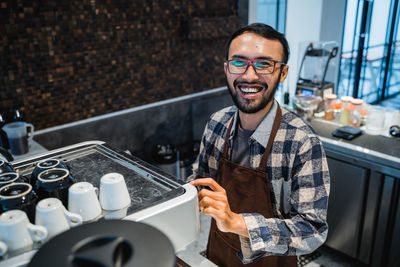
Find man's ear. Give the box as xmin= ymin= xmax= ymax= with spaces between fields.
xmin=279 ymin=65 xmax=289 ymax=83
xmin=224 ymin=61 xmax=228 ymax=75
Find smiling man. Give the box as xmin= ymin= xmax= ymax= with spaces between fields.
xmin=189 ymin=24 xmax=330 ymax=267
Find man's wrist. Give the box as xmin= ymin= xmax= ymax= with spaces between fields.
xmin=230 ymin=213 xmax=249 ymax=238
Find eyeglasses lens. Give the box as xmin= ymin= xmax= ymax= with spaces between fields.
xmin=228 ymin=60 xmax=274 ymax=74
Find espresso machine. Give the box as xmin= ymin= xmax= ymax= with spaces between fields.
xmin=296 ymin=41 xmax=339 ymax=98
xmin=0 ymin=141 xmax=200 ymax=266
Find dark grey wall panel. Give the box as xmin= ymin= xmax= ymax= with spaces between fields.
xmin=34 ymin=88 xmax=233 ymax=163
xmin=389 ymin=184 xmax=400 ymax=267
xmin=358 ymin=171 xmax=384 ymax=264
xmin=371 ymin=176 xmax=396 ymax=267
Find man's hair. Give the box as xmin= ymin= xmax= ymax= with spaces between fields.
xmin=225 ymin=23 xmax=290 ymax=64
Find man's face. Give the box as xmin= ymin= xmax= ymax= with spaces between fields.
xmin=225 ymin=32 xmax=288 ymax=114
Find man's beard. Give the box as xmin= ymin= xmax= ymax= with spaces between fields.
xmin=227 ymin=75 xmax=281 ymax=114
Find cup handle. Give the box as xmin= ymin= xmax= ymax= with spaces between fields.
xmin=94 ymin=187 xmax=99 ymax=197
xmin=0 ymin=241 xmax=7 ymax=257
xmin=64 ymin=209 xmax=83 ymax=227
xmin=27 ymin=223 xmax=48 ymax=242
xmin=26 ymin=123 xmax=35 ymax=141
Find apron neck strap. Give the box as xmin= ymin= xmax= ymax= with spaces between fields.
xmin=223 ymin=117 xmax=235 ymax=158
xmin=258 ymin=104 xmax=282 ymax=171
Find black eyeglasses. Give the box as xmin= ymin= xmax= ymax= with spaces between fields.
xmin=226 ymin=58 xmax=286 ymax=75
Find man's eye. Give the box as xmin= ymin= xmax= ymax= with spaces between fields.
xmin=231 ymin=61 xmax=247 ymax=67
xmin=254 ymin=61 xmax=273 ymax=68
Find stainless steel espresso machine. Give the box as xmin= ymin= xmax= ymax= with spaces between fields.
xmin=0 ymin=141 xmax=200 ymax=266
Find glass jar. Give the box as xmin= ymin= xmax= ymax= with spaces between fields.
xmin=365 ymin=105 xmax=386 ymax=135
xmin=360 ymin=102 xmax=368 ymax=125
xmin=324 ymin=94 xmax=337 ymax=121
xmin=350 ymin=98 xmax=363 ymax=127
xmin=331 ymin=99 xmax=342 ymax=121
xmin=339 ymin=96 xmax=353 ymax=125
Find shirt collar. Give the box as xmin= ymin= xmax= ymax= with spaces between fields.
xmin=230 ymin=99 xmax=278 ymax=149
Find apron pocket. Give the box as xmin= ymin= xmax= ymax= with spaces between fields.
xmin=215 ymin=229 xmax=240 ymax=251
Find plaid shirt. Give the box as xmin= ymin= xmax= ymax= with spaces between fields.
xmin=189 ymin=102 xmax=330 ymax=263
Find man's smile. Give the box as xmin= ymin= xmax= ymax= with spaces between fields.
xmin=238 ymin=85 xmax=263 ymax=94
xmin=234 ymin=81 xmax=268 ymax=99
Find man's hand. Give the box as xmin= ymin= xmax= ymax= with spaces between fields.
xmin=190 ymin=178 xmax=249 ymax=238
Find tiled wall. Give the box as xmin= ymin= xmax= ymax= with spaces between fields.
xmin=0 ymin=0 xmax=242 ymax=130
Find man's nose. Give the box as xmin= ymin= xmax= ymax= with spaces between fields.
xmin=241 ymin=64 xmax=259 ymax=80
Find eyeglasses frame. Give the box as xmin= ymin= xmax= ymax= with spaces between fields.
xmin=226 ymin=58 xmax=287 ymax=75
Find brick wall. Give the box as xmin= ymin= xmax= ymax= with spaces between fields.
xmin=0 ymin=0 xmax=242 ymax=129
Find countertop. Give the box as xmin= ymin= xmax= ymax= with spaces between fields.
xmin=309 ymin=117 xmax=400 ymax=169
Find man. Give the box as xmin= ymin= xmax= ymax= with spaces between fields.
xmin=189 ymin=23 xmax=330 ymax=267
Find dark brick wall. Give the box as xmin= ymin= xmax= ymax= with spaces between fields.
xmin=0 ymin=0 xmax=242 ymax=129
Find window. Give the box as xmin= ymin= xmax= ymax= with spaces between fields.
xmin=338 ymin=0 xmax=400 ymax=105
xmin=256 ymin=0 xmax=286 ymax=33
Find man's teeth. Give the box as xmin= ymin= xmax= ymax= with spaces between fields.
xmin=240 ymin=87 xmax=260 ymax=93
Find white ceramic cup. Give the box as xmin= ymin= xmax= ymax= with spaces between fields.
xmin=0 ymin=210 xmax=47 ymax=253
xmin=68 ymin=182 xmax=102 ymax=222
xmin=35 ymin=198 xmax=83 ymax=239
xmin=99 ymin=173 xmax=131 ymax=211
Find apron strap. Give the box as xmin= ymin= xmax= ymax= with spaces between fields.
xmin=222 ymin=117 xmax=235 ymax=159
xmin=258 ymin=104 xmax=282 ymax=171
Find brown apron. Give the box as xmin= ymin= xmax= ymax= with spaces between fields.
xmin=206 ymin=106 xmax=298 ymax=267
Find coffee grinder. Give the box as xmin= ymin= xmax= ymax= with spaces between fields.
xmin=296 ymin=41 xmax=339 ymax=99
